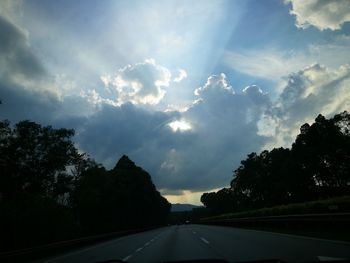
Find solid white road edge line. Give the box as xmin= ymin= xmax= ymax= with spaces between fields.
xmin=318 ymin=256 xmax=346 ymax=261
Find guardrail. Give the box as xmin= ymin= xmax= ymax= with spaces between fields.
xmin=200 ymin=212 xmax=350 ymax=224
xmin=0 ymin=226 xmax=160 ymax=262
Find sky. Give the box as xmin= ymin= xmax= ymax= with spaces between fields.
xmin=1 ymin=0 xmax=350 ymax=205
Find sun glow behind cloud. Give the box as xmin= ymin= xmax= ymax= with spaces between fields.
xmin=168 ymin=119 xmax=192 ymax=132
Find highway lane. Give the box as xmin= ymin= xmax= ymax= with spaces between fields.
xmin=38 ymin=224 xmax=350 ymax=263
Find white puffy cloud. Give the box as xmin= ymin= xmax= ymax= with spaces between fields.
xmin=101 ymin=59 xmax=171 ymax=106
xmin=194 ymin=73 xmax=234 ymax=96
xmin=286 ymin=0 xmax=350 ymax=30
xmin=258 ymin=63 xmax=350 ymax=148
xmin=173 ymin=69 xmax=187 ymax=83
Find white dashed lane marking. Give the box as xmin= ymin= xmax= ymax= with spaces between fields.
xmin=122 ymin=233 xmax=161 ymax=261
xmin=123 ymin=255 xmax=132 ymax=261
xmin=200 ymin=237 xmax=210 ymax=244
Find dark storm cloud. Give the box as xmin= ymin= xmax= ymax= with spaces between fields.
xmin=75 ymin=102 xmax=193 ymax=169
xmin=0 ymin=82 xmax=60 ymax=123
xmin=0 ymin=15 xmax=45 ymax=80
xmin=0 ymin=14 xmax=59 ymax=124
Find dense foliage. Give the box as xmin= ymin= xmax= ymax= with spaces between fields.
xmin=201 ymin=111 xmax=350 ymax=214
xmin=0 ymin=120 xmax=170 ymax=251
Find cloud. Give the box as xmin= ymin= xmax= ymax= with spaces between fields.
xmin=308 ymin=36 xmax=350 ymax=69
xmin=173 ymin=69 xmax=187 ymax=83
xmin=0 ymin=81 xmax=60 ymax=124
xmin=0 ymin=0 xmax=23 ymax=24
xmin=258 ymin=63 xmax=350 ymax=148
xmin=2 ymin=0 xmax=350 ymax=205
xmin=101 ymin=59 xmax=171 ymax=106
xmin=286 ymin=0 xmax=350 ymax=30
xmin=156 ymin=74 xmax=270 ymax=191
xmin=0 ymin=16 xmax=47 ymax=89
xmin=74 ymin=103 xmax=182 ymax=167
xmin=225 ymin=38 xmax=350 ymax=82
xmin=162 ymin=188 xmax=221 ymax=205
xmin=168 ymin=119 xmax=192 ymax=132
xmin=69 ymin=73 xmax=271 ymax=194
xmin=194 ymin=73 xmax=234 ymax=96
xmin=0 ymin=12 xmax=104 ymax=127
xmin=72 ymin=65 xmax=350 ymax=194
xmin=1 ymin=21 xmax=260 ymax=195
xmin=224 ymin=49 xmax=309 ymax=81
xmin=0 ymin=14 xmax=64 ymax=124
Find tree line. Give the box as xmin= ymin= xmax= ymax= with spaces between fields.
xmin=201 ymin=111 xmax=350 ymax=214
xmin=0 ymin=120 xmax=170 ymax=251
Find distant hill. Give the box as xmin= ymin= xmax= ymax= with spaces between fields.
xmin=171 ymin=203 xmax=201 ymax=212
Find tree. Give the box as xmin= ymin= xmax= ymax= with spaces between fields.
xmin=0 ymin=120 xmax=81 ymax=201
xmin=75 ymin=155 xmax=171 ymax=234
xmin=202 ymin=111 xmax=350 ymax=213
xmin=201 ymin=188 xmax=235 ymax=213
xmin=0 ymin=120 xmax=87 ymax=250
xmin=292 ymin=112 xmax=350 ymax=198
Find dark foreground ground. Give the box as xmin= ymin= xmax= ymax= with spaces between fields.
xmin=36 ymin=224 xmax=350 ymax=263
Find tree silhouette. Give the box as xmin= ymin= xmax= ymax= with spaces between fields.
xmin=0 ymin=120 xmax=170 ymax=251
xmin=0 ymin=120 xmax=80 ymax=201
xmin=75 ymin=155 xmax=170 ymax=233
xmin=292 ymin=112 xmax=350 ymax=198
xmin=201 ymin=188 xmax=235 ymax=213
xmin=201 ymin=111 xmax=350 ymax=213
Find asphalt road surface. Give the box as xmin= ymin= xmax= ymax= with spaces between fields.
xmin=38 ymin=224 xmax=350 ymax=263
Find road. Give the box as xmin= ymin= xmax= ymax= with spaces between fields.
xmin=38 ymin=224 xmax=350 ymax=263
